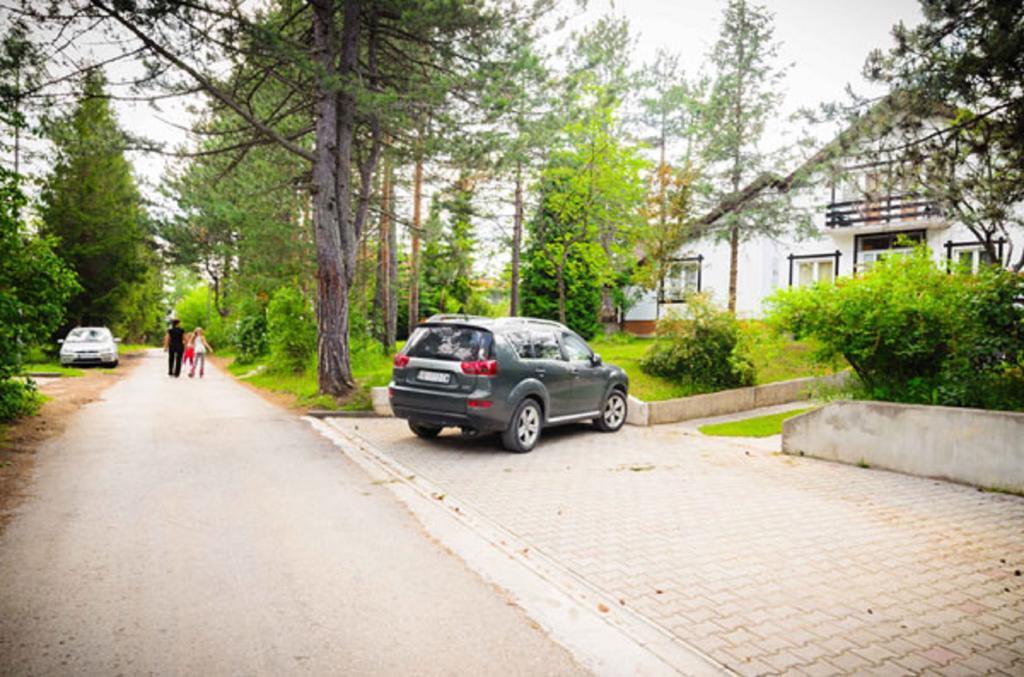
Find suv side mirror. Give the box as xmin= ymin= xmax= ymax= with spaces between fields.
xmin=57 ymin=339 xmax=64 ymax=344
xmin=114 ymin=338 xmax=122 ymax=343
xmin=591 ymin=353 xmax=603 ymax=366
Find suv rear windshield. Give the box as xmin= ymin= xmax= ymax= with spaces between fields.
xmin=405 ymin=325 xmax=493 ymax=361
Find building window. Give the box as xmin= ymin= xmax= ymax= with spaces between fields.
xmin=854 ymin=230 xmax=925 ymax=272
xmin=662 ymin=255 xmax=703 ymax=302
xmin=788 ymin=251 xmax=840 ymax=287
xmin=945 ymin=239 xmax=1004 ymax=274
xmin=798 ymin=259 xmax=834 ymax=286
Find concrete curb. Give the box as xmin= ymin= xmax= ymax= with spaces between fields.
xmin=370 ymin=386 xmax=393 ymax=416
xmin=635 ymin=372 xmax=849 ymax=426
xmin=306 ymin=409 xmax=382 ymax=419
xmin=306 ymin=416 xmax=729 ymax=677
xmin=626 ymin=395 xmax=649 ymax=426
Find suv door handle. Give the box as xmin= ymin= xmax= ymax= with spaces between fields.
xmin=534 ymin=368 xmax=545 ymax=379
xmin=570 ymin=368 xmax=580 ymax=377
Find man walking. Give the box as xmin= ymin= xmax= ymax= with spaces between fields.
xmin=163 ymin=318 xmax=185 ymax=377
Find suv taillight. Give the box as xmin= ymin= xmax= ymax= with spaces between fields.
xmin=393 ymin=354 xmax=410 ymax=368
xmin=461 ymin=359 xmax=498 ymax=376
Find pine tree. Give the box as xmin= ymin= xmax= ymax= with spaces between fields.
xmin=638 ymin=50 xmax=706 ymax=309
xmin=38 ymin=70 xmax=153 ymax=332
xmin=703 ymin=0 xmax=790 ymax=313
xmin=419 ymin=179 xmax=476 ymax=317
xmin=0 ymin=19 xmax=42 ymax=176
xmin=860 ymin=0 xmax=1024 ymax=271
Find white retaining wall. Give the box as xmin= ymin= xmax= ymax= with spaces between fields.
xmin=782 ymin=400 xmax=1024 ymax=493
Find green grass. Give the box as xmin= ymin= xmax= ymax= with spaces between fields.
xmin=698 ymin=407 xmax=814 ymax=438
xmin=229 ymin=342 xmax=402 ymax=411
xmin=590 ymin=323 xmax=846 ymax=402
xmin=589 ymin=337 xmax=702 ymax=401
xmin=20 ymin=362 xmax=84 ymax=377
xmin=738 ymin=322 xmax=844 ymax=386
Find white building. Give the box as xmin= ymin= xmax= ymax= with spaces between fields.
xmin=624 ymin=160 xmax=1018 ymax=335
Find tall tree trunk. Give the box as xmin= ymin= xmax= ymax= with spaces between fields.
xmin=408 ymin=151 xmax=423 ymax=333
xmin=556 ymin=250 xmax=568 ymax=324
xmin=12 ymin=63 xmax=19 ymax=176
xmin=599 ymin=286 xmax=615 ymax=325
xmin=727 ymin=225 xmax=739 ymax=314
xmin=375 ymin=154 xmax=392 ymax=349
xmin=13 ymin=117 xmax=19 ymax=177
xmin=726 ymin=4 xmax=746 ymax=315
xmin=387 ymin=174 xmax=397 ymax=348
xmin=509 ymin=161 xmax=524 ymax=316
xmin=658 ymin=113 xmax=667 ymax=230
xmin=311 ymin=0 xmax=356 ymax=396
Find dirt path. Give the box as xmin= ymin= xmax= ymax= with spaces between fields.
xmin=0 ymin=351 xmax=586 ymax=676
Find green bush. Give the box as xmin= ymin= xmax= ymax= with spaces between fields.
xmin=232 ymin=303 xmax=268 ymax=365
xmin=173 ymin=285 xmax=228 ymax=347
xmin=266 ymin=286 xmax=316 ymax=373
xmin=0 ymin=379 xmax=43 ymax=423
xmin=1 ymin=169 xmax=78 ymax=422
xmin=640 ymin=294 xmax=755 ymax=391
xmin=766 ymin=247 xmax=1024 ymax=410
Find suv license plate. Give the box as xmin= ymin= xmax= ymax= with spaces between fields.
xmin=417 ymin=370 xmax=451 ymax=384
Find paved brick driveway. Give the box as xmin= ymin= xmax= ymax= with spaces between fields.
xmin=328 ymin=417 xmax=1024 ymax=676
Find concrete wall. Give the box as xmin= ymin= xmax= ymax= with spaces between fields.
xmin=782 ymin=401 xmax=1024 ymax=493
xmin=640 ymin=373 xmax=847 ymax=426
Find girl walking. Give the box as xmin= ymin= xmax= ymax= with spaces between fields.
xmin=182 ymin=331 xmax=195 ymax=372
xmin=188 ymin=327 xmax=213 ymax=378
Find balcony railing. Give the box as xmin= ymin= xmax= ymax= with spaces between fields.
xmin=825 ymin=193 xmax=941 ymax=228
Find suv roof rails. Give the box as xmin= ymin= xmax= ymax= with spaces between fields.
xmin=424 ymin=313 xmax=489 ymax=323
xmin=494 ymin=316 xmax=566 ymax=329
xmin=422 ymin=314 xmax=569 ymax=331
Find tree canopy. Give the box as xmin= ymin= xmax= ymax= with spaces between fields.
xmin=38 ymin=70 xmax=158 ymax=338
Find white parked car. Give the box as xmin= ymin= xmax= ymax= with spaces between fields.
xmin=59 ymin=327 xmax=120 ymax=367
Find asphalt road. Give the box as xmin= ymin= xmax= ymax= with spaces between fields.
xmin=0 ymin=351 xmax=586 ymax=676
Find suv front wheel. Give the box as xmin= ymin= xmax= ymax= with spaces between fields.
xmin=594 ymin=390 xmax=627 ymax=432
xmin=501 ymin=398 xmax=542 ymax=453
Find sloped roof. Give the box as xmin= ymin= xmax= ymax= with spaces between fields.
xmin=696 ymin=92 xmax=954 ymax=229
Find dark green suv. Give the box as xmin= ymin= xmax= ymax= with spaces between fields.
xmin=388 ymin=315 xmax=629 ymax=452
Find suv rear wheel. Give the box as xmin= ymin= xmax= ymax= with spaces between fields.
xmin=409 ymin=421 xmax=442 ymax=439
xmin=594 ymin=390 xmax=627 ymax=432
xmin=501 ymin=398 xmax=542 ymax=453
